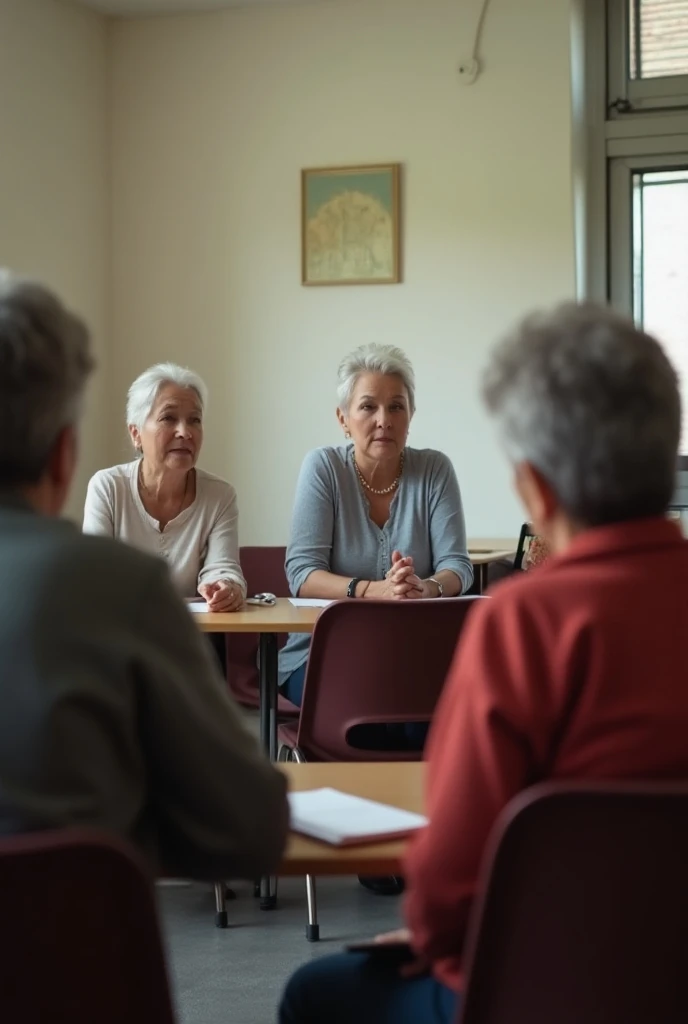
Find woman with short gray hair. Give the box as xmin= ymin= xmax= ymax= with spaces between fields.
xmin=83 ymin=362 xmax=246 ymax=612
xmin=280 ymin=341 xmax=473 ymax=710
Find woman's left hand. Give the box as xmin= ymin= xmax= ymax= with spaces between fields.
xmin=399 ymin=575 xmax=437 ymax=599
xmin=198 ymin=579 xmax=244 ymax=612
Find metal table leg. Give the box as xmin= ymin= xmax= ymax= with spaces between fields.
xmin=259 ymin=632 xmax=278 ymax=910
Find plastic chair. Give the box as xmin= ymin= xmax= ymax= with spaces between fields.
xmin=460 ymin=781 xmax=688 ymax=1024
xmin=278 ymin=597 xmax=484 ymax=940
xmin=225 ymin=545 xmax=298 ymax=716
xmin=0 ymin=828 xmax=176 ymax=1024
xmin=279 ymin=597 xmax=483 ymax=763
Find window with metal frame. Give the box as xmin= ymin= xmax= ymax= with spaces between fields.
xmin=608 ymin=0 xmax=688 ymax=113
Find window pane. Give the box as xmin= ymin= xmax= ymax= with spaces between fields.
xmin=629 ymin=0 xmax=688 ymax=79
xmin=632 ymin=168 xmax=688 ymax=452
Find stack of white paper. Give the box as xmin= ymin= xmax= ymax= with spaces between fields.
xmin=288 ymin=598 xmax=334 ymax=608
xmin=186 ymin=600 xmax=210 ymax=613
xmin=288 ymin=787 xmax=427 ymax=847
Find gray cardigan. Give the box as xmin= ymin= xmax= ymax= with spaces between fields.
xmin=279 ymin=444 xmax=473 ymax=682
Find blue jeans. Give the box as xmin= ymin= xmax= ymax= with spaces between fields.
xmin=279 ymin=952 xmax=459 ymax=1024
xmin=280 ymin=665 xmax=429 ymax=752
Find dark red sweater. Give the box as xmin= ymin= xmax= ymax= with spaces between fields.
xmin=404 ymin=517 xmax=688 ymax=990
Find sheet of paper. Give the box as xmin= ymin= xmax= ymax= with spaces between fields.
xmin=288 ymin=787 xmax=427 ymax=847
xmin=288 ymin=598 xmax=334 ymax=608
xmin=186 ymin=600 xmax=210 ymax=613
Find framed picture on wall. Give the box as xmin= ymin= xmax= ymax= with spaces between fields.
xmin=301 ymin=163 xmax=401 ymax=286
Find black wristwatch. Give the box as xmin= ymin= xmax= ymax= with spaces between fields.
xmin=347 ymin=577 xmax=362 ymax=598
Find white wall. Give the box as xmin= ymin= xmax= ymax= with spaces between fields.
xmin=0 ymin=0 xmax=109 ymax=519
xmin=110 ymin=0 xmax=575 ymax=541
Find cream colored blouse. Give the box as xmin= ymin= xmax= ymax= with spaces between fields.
xmin=83 ymin=460 xmax=246 ymax=599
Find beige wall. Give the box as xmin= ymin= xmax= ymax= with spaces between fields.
xmin=0 ymin=0 xmax=109 ymax=519
xmin=110 ymin=0 xmax=575 ymax=541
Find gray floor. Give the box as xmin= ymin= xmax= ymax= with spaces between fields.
xmin=158 ymin=877 xmax=403 ymax=1024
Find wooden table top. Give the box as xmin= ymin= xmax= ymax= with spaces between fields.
xmin=468 ymin=537 xmax=518 ymax=551
xmin=278 ymin=761 xmax=425 ymax=876
xmin=193 ymin=598 xmax=321 ymax=633
xmin=192 ymin=542 xmax=518 ymax=632
xmin=469 ymin=549 xmax=514 ymax=565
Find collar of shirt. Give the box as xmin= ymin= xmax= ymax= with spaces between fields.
xmin=543 ymin=516 xmax=684 ymax=571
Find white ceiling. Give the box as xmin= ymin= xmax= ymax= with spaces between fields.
xmin=68 ymin=0 xmax=332 ymax=16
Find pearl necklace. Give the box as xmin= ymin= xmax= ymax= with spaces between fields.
xmin=353 ymin=450 xmax=405 ymax=496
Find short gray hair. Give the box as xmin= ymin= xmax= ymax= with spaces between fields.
xmin=337 ymin=343 xmax=416 ymax=414
xmin=482 ymin=302 xmax=681 ymax=526
xmin=126 ymin=362 xmax=208 ymax=451
xmin=0 ymin=269 xmax=94 ymax=485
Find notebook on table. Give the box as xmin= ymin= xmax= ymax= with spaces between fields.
xmin=288 ymin=788 xmax=427 ymax=847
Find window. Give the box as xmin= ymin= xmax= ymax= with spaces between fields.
xmin=597 ymin=0 xmax=688 ymax=456
xmin=632 ymin=167 xmax=688 ymax=452
xmin=608 ymin=0 xmax=688 ymax=111
xmin=629 ymin=0 xmax=688 ymax=80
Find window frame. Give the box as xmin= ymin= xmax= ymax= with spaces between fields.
xmin=607 ymin=0 xmax=688 ymax=114
xmin=608 ymin=152 xmax=688 ymax=313
xmin=576 ymin=0 xmax=688 ymax=303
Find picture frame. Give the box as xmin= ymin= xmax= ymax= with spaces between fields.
xmin=301 ymin=163 xmax=401 ymax=286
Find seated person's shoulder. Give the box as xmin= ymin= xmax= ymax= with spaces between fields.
xmin=86 ymin=462 xmax=133 ymax=498
xmin=405 ymin=447 xmax=454 ymax=477
xmin=33 ymin=521 xmax=167 ymax=614
xmin=299 ymin=446 xmax=349 ymax=483
xmin=485 ymin=555 xmax=568 ymax=625
xmin=195 ymin=468 xmax=237 ymax=506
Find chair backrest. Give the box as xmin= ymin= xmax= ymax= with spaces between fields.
xmin=240 ymin=545 xmax=290 ymax=599
xmin=296 ymin=597 xmax=483 ymax=761
xmin=225 ymin=546 xmax=290 ymax=708
xmin=0 ymin=828 xmax=176 ymax=1024
xmin=512 ymin=522 xmax=535 ymax=570
xmin=460 ymin=782 xmax=688 ymax=1024
xmin=513 ymin=523 xmax=550 ymax=572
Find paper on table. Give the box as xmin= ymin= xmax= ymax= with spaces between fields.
xmin=288 ymin=598 xmax=334 ymax=608
xmin=186 ymin=600 xmax=210 ymax=613
xmin=288 ymin=787 xmax=427 ymax=847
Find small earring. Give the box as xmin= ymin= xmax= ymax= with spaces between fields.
xmin=345 ymin=431 xmax=351 ymax=439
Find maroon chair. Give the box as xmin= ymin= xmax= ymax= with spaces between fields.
xmin=0 ymin=828 xmax=176 ymax=1024
xmin=278 ymin=596 xmax=484 ymax=940
xmin=459 ymin=781 xmax=688 ymax=1024
xmin=278 ymin=597 xmax=484 ymax=762
xmin=225 ymin=545 xmax=298 ymax=716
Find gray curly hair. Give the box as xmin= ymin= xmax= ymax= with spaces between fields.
xmin=482 ymin=302 xmax=681 ymax=526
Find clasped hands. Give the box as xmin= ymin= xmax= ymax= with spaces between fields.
xmin=381 ymin=550 xmax=435 ymax=601
xmin=198 ymin=579 xmax=244 ymax=612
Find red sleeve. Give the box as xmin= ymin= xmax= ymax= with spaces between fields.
xmin=403 ymin=592 xmax=547 ymax=963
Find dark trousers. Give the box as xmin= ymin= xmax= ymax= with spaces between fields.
xmin=280 ymin=665 xmax=429 ymax=752
xmin=279 ymin=952 xmax=459 ymax=1024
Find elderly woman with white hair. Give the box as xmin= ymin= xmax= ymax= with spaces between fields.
xmin=280 ymin=341 xmax=473 ymax=710
xmin=83 ymin=363 xmax=246 ymax=612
